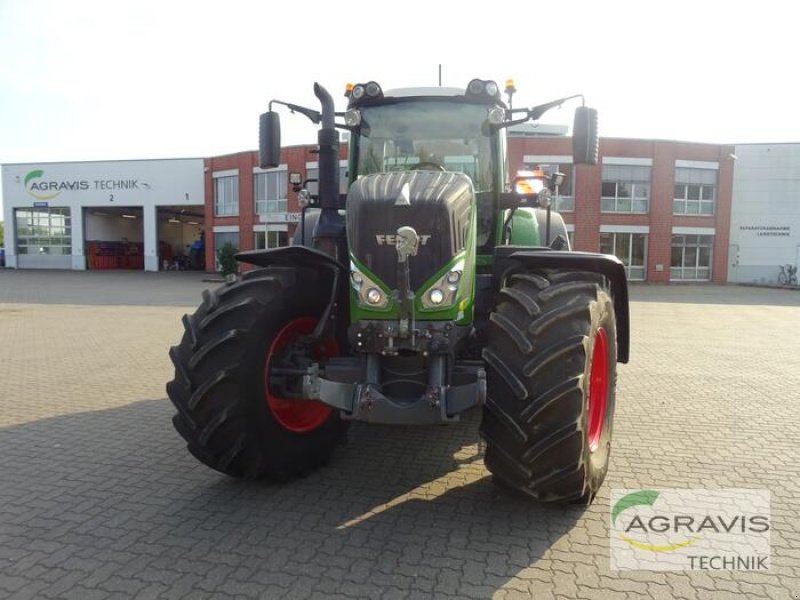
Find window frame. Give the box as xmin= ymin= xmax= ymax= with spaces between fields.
xmin=14 ymin=207 xmax=72 ymax=255
xmin=600 ymin=164 xmax=651 ymax=214
xmin=254 ymin=227 xmax=289 ymax=250
xmin=673 ymin=167 xmax=717 ymax=215
xmin=305 ymin=160 xmax=350 ymax=196
xmin=254 ymin=167 xmax=288 ymax=216
xmin=670 ymin=234 xmax=713 ymax=281
xmin=599 ymin=231 xmax=648 ymax=281
xmin=523 ymin=161 xmax=575 ymax=212
xmin=214 ymin=174 xmax=239 ymax=217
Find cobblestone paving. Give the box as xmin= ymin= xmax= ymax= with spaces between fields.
xmin=1 ymin=271 xmax=798 ymax=599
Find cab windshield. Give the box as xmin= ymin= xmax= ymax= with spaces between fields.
xmin=355 ymin=101 xmax=495 ymax=192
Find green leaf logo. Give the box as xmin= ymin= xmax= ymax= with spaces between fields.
xmin=24 ymin=169 xmax=61 ymax=200
xmin=612 ymin=490 xmax=659 ymax=524
xmin=24 ymin=169 xmax=44 ymax=187
xmin=612 ymin=490 xmax=700 ymax=553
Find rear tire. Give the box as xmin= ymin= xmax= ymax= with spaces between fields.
xmin=480 ymin=270 xmax=617 ymax=503
xmin=534 ymin=209 xmax=571 ymax=250
xmin=167 ymin=266 xmax=347 ymax=479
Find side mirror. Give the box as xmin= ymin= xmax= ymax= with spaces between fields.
xmin=259 ymin=111 xmax=281 ymax=169
xmin=572 ymin=106 xmax=599 ymax=165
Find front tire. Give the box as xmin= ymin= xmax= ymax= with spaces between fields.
xmin=480 ymin=270 xmax=617 ymax=503
xmin=167 ymin=266 xmax=347 ymax=480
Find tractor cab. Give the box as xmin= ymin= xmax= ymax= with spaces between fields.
xmin=344 ymin=83 xmax=504 ymax=250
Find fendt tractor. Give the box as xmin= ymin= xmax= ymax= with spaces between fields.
xmin=167 ymin=78 xmax=630 ymax=504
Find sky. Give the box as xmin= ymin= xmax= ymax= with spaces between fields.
xmin=1 ymin=0 xmax=799 ymax=215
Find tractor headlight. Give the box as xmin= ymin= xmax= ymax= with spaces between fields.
xmin=421 ymin=260 xmax=465 ymax=309
xmin=366 ymin=288 xmax=383 ymax=305
xmin=466 ymin=79 xmax=501 ymax=100
xmin=345 ymin=109 xmax=362 ymax=126
xmin=428 ymin=288 xmax=445 ymax=305
xmin=350 ymin=82 xmax=382 ymax=105
xmin=467 ymin=79 xmax=485 ymax=95
xmin=350 ymin=263 xmax=389 ymax=309
xmin=487 ymin=106 xmax=505 ymax=125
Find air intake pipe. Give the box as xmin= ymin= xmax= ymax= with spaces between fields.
xmin=312 ymin=83 xmax=344 ymax=255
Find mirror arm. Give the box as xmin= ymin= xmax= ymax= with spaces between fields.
xmin=333 ymin=121 xmax=357 ymax=132
xmin=493 ymin=95 xmax=586 ymax=130
xmin=527 ymin=94 xmax=584 ymax=121
xmin=269 ymin=100 xmax=322 ymax=124
xmin=492 ymin=115 xmax=533 ymax=130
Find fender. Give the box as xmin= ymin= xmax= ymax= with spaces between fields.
xmin=494 ymin=247 xmax=630 ymax=363
xmin=236 ymin=245 xmax=346 ymax=272
xmin=235 ymin=246 xmax=348 ymax=340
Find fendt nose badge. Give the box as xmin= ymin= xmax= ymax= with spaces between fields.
xmin=395 ymin=226 xmax=420 ymax=263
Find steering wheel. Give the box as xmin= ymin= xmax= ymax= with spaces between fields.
xmin=409 ymin=161 xmax=445 ymax=172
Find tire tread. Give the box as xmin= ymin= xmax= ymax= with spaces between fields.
xmin=166 ymin=267 xmax=347 ymax=480
xmin=480 ymin=269 xmax=617 ymax=504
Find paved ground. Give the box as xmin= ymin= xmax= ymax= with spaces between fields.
xmin=0 ymin=270 xmax=798 ymax=599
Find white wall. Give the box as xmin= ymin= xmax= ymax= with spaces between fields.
xmin=2 ymin=158 xmax=204 ymax=270
xmin=85 ymin=213 xmax=144 ymax=243
xmin=729 ymin=144 xmax=800 ymax=284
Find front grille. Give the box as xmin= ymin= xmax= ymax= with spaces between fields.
xmin=347 ymin=171 xmax=472 ymax=291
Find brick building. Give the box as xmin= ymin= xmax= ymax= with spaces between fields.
xmin=204 ymin=144 xmax=348 ymax=272
xmin=205 ymin=135 xmax=735 ymax=283
xmin=508 ymin=136 xmax=735 ymax=283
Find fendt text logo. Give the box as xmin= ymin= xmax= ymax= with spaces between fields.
xmin=24 ymin=169 xmax=89 ymax=200
xmin=610 ymin=489 xmax=770 ymax=571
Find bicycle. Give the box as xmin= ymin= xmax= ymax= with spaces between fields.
xmin=778 ymin=264 xmax=798 ymax=286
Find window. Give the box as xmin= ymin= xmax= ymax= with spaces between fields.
xmin=671 ymin=235 xmax=713 ymax=281
xmin=524 ymin=162 xmax=574 ymax=211
xmin=305 ymin=163 xmax=349 ymax=196
xmin=599 ymin=232 xmax=647 ymax=281
xmin=601 ymin=165 xmax=650 ymax=213
xmin=214 ymin=175 xmax=239 ymax=216
xmin=354 ymin=102 xmax=495 ymax=192
xmin=254 ymin=230 xmax=288 ymax=249
xmin=213 ymin=231 xmax=239 ymax=270
xmin=254 ymin=170 xmax=288 ymax=215
xmin=674 ymin=168 xmax=716 ymax=215
xmin=15 ymin=207 xmax=72 ymax=255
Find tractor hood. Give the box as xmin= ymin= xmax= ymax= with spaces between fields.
xmin=346 ymin=171 xmax=473 ymax=292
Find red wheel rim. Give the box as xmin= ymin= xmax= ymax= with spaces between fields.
xmin=586 ymin=327 xmax=609 ymax=453
xmin=264 ymin=317 xmax=336 ymax=433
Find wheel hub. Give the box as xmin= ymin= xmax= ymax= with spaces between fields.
xmin=587 ymin=327 xmax=609 ymax=453
xmin=264 ymin=317 xmax=336 ymax=433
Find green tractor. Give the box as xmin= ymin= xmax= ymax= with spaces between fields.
xmin=167 ymin=78 xmax=629 ymax=503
